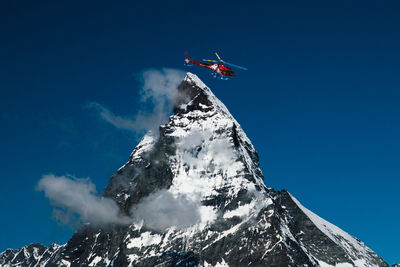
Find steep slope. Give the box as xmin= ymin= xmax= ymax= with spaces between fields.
xmin=0 ymin=243 xmax=62 ymax=267
xmin=0 ymin=73 xmax=389 ymax=267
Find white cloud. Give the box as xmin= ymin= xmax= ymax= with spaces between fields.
xmin=131 ymin=189 xmax=201 ymax=231
xmin=86 ymin=102 xmax=165 ymax=134
xmin=36 ymin=174 xmax=131 ymax=226
xmin=179 ymin=129 xmax=237 ymax=172
xmin=88 ymin=68 xmax=186 ymax=135
xmin=37 ymin=69 xmax=207 ymax=230
xmin=37 ymin=174 xmax=201 ymax=231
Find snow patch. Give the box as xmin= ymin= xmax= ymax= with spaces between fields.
xmin=127 ymin=232 xmax=162 ymax=249
xmin=203 ymin=258 xmax=229 ymax=267
xmin=88 ymin=256 xmax=102 ymax=266
xmin=223 ymin=201 xmax=256 ymax=219
xmin=60 ymin=259 xmax=71 ymax=267
xmin=130 ymin=133 xmax=156 ymax=161
xmin=318 ymin=260 xmax=355 ymax=267
xmin=290 ymin=193 xmax=380 ymax=265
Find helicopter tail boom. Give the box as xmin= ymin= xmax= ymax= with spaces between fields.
xmin=185 ymin=53 xmax=190 ymax=64
xmin=184 ymin=53 xmax=210 ymax=68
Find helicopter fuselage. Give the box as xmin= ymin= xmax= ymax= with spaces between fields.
xmin=185 ymin=56 xmax=235 ymax=77
xmin=209 ymin=63 xmax=235 ymax=77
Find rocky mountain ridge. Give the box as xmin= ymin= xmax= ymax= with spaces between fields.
xmin=0 ymin=73 xmax=390 ymax=267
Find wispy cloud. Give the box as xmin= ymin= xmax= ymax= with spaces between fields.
xmin=37 ymin=69 xmax=199 ymax=230
xmin=36 ymin=174 xmax=131 ymax=226
xmin=37 ymin=174 xmax=201 ymax=231
xmin=131 ymin=189 xmax=201 ymax=231
xmin=87 ymin=68 xmax=185 ymax=135
xmin=86 ymin=102 xmax=168 ymax=134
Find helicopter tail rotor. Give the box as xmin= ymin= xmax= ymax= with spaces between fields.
xmin=184 ymin=53 xmax=190 ymax=64
xmin=184 ymin=53 xmax=193 ymax=66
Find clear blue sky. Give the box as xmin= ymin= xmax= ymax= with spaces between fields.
xmin=1 ymin=1 xmax=399 ymax=264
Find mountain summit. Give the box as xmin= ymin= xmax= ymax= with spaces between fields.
xmin=1 ymin=73 xmax=389 ymax=266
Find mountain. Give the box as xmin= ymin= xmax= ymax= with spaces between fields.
xmin=0 ymin=243 xmax=62 ymax=267
xmin=0 ymin=73 xmax=390 ymax=266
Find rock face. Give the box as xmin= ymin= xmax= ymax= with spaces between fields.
xmin=0 ymin=73 xmax=390 ymax=266
xmin=0 ymin=243 xmax=62 ymax=267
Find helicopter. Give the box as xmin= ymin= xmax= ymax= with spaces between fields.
xmin=185 ymin=52 xmax=247 ymax=80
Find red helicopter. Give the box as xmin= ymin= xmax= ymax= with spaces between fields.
xmin=185 ymin=52 xmax=247 ymax=80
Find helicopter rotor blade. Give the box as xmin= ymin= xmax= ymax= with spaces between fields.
xmin=215 ymin=52 xmax=222 ymax=61
xmin=203 ymin=59 xmax=217 ymax=62
xmin=221 ymin=60 xmax=248 ymax=71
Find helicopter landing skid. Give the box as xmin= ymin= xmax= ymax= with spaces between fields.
xmin=211 ymin=73 xmax=229 ymax=80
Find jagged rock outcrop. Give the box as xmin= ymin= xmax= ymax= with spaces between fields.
xmin=0 ymin=243 xmax=62 ymax=267
xmin=0 ymin=73 xmax=390 ymax=266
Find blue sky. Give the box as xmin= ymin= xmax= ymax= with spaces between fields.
xmin=1 ymin=1 xmax=399 ymax=264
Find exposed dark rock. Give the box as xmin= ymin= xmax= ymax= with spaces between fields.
xmin=1 ymin=73 xmax=390 ymax=267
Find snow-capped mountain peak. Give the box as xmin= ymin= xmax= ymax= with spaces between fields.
xmin=0 ymin=73 xmax=390 ymax=267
